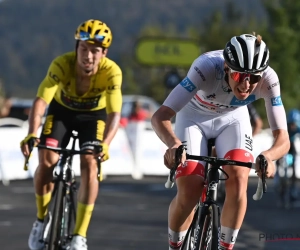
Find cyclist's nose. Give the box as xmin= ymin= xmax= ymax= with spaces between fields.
xmin=82 ymin=50 xmax=93 ymax=60
xmin=239 ymin=80 xmax=250 ymax=90
xmin=86 ymin=51 xmax=93 ymax=60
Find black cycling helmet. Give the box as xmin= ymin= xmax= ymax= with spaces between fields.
xmin=223 ymin=34 xmax=269 ymax=74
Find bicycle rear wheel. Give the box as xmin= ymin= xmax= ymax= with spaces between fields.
xmin=197 ymin=204 xmax=220 ymax=250
xmin=47 ymin=180 xmax=64 ymax=250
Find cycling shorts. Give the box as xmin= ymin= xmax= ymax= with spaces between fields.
xmin=39 ymin=99 xmax=106 ymax=150
xmin=174 ymin=104 xmax=254 ymax=179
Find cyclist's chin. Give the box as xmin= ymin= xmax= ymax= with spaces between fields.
xmin=79 ymin=65 xmax=94 ymax=74
xmin=234 ymin=90 xmax=250 ymax=100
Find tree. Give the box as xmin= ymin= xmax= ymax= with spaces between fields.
xmin=262 ymin=1 xmax=300 ymax=111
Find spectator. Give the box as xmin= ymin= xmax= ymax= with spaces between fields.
xmin=0 ymin=81 xmax=12 ymax=118
xmin=128 ymin=100 xmax=150 ymax=122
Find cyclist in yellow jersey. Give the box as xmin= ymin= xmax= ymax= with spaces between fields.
xmin=20 ymin=19 xmax=122 ymax=250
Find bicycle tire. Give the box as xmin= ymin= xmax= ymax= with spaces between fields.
xmin=66 ymin=182 xmax=77 ymax=240
xmin=48 ymin=180 xmax=65 ymax=250
xmin=197 ymin=204 xmax=219 ymax=250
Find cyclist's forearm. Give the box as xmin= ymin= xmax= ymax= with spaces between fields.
xmin=151 ymin=108 xmax=181 ymax=148
xmin=262 ymin=129 xmax=290 ymax=160
xmin=28 ymin=97 xmax=47 ymax=135
xmin=102 ymin=112 xmax=121 ymax=145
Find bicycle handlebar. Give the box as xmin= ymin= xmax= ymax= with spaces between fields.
xmin=23 ymin=143 xmax=98 ymax=170
xmin=23 ymin=140 xmax=103 ymax=181
xmin=36 ymin=144 xmax=96 ymax=155
xmin=165 ymin=145 xmax=268 ymax=201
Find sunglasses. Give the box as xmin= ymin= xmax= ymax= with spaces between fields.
xmin=76 ymin=31 xmax=105 ymax=42
xmin=230 ymin=70 xmax=262 ymax=84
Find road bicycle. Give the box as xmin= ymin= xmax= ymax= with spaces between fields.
xmin=274 ymin=153 xmax=296 ymax=209
xmin=165 ymin=139 xmax=267 ymax=250
xmin=24 ymin=130 xmax=102 ymax=250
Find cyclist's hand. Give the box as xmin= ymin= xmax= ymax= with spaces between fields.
xmin=20 ymin=134 xmax=39 ymax=157
xmin=255 ymin=153 xmax=275 ymax=179
xmin=164 ymin=144 xmax=186 ymax=169
xmin=98 ymin=142 xmax=109 ymax=162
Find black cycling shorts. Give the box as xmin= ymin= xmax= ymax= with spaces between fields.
xmin=39 ymin=99 xmax=107 ymax=150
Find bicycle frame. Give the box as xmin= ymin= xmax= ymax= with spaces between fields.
xmin=201 ymin=139 xmax=223 ymax=205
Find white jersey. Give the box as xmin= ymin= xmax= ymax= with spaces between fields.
xmin=163 ymin=50 xmax=287 ymax=131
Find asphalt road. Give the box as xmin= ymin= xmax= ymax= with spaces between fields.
xmin=0 ymin=176 xmax=299 ymax=250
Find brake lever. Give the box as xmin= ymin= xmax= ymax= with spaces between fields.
xmin=258 ymin=154 xmax=267 ymax=193
xmin=23 ymin=138 xmax=38 ymax=171
xmin=166 ymin=144 xmax=186 ymax=186
xmin=94 ymin=145 xmax=103 ymax=181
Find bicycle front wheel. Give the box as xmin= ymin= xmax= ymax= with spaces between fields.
xmin=197 ymin=204 xmax=220 ymax=250
xmin=64 ymin=182 xmax=77 ymax=244
xmin=180 ymin=204 xmax=201 ymax=250
xmin=48 ymin=180 xmax=64 ymax=250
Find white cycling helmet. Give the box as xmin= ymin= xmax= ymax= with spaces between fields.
xmin=223 ymin=34 xmax=269 ymax=74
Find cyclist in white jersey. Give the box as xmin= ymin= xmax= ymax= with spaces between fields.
xmin=151 ymin=34 xmax=290 ymax=250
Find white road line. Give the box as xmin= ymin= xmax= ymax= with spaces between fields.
xmin=0 ymin=204 xmax=13 ymax=210
xmin=11 ymin=187 xmax=35 ymax=193
xmin=0 ymin=221 xmax=12 ymax=226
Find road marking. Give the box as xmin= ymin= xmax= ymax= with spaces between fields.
xmin=0 ymin=204 xmax=13 ymax=210
xmin=0 ymin=221 xmax=11 ymax=226
xmin=11 ymin=187 xmax=35 ymax=193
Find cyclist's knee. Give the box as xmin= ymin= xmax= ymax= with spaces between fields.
xmin=80 ymin=154 xmax=97 ymax=175
xmin=224 ymin=166 xmax=249 ymax=196
xmin=176 ymin=175 xmax=204 ymax=209
xmin=38 ymin=149 xmax=59 ymax=169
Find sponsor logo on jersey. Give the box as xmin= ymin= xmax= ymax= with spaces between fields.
xmin=45 ymin=138 xmax=58 ymax=147
xmin=107 ymin=73 xmax=121 ymax=82
xmin=271 ymin=96 xmax=283 ymax=106
xmin=180 ymin=77 xmax=196 ymax=92
xmin=215 ymin=64 xmax=224 ymax=80
xmin=230 ymin=95 xmax=255 ymax=106
xmin=195 ymin=95 xmax=236 ymax=110
xmin=194 ymin=66 xmax=206 ymax=81
xmin=61 ymin=90 xmax=100 ymax=110
xmin=91 ymin=88 xmax=104 ymax=93
xmin=43 ymin=115 xmax=54 ymax=135
xmin=206 ymin=93 xmax=216 ymax=100
xmin=245 ymin=134 xmax=253 ymax=151
xmin=107 ymin=85 xmax=120 ymax=91
xmin=267 ymin=81 xmax=279 ymax=90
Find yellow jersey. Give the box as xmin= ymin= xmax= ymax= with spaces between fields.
xmin=37 ymin=52 xmax=122 ymax=113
